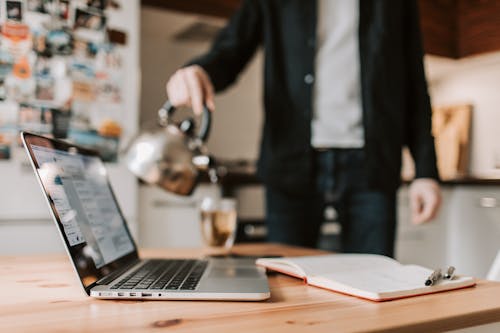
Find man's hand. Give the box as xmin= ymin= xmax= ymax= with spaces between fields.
xmin=409 ymin=178 xmax=442 ymax=224
xmin=166 ymin=65 xmax=216 ymax=115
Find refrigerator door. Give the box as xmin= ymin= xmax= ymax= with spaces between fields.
xmin=0 ymin=0 xmax=140 ymax=254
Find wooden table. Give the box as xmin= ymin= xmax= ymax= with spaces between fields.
xmin=1 ymin=243 xmax=500 ymax=333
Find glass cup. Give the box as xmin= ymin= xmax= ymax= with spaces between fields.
xmin=199 ymin=197 xmax=237 ymax=256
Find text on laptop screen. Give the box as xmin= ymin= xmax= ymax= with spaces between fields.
xmin=30 ymin=144 xmax=135 ymax=272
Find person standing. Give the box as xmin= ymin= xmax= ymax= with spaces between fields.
xmin=165 ymin=0 xmax=441 ymax=257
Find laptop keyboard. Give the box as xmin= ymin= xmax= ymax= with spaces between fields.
xmin=110 ymin=259 xmax=208 ymax=291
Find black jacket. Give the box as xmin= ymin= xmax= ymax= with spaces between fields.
xmin=190 ymin=0 xmax=439 ymax=194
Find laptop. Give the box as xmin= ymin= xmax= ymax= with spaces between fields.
xmin=22 ymin=132 xmax=270 ymax=301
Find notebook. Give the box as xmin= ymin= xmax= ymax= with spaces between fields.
xmin=256 ymin=254 xmax=476 ymax=301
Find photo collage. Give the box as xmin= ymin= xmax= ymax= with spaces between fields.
xmin=0 ymin=0 xmax=126 ymax=162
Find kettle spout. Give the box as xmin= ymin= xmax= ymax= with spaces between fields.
xmin=193 ymin=155 xmax=219 ymax=184
xmin=192 ymin=154 xmax=215 ymax=171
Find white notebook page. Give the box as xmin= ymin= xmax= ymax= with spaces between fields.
xmin=288 ymin=254 xmax=401 ymax=277
xmin=313 ymin=265 xmax=435 ymax=294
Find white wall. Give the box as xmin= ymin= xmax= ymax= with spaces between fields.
xmin=425 ymin=53 xmax=500 ymax=178
xmin=140 ymin=8 xmax=263 ymax=161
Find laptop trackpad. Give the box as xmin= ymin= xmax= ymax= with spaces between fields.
xmin=208 ymin=267 xmax=261 ymax=279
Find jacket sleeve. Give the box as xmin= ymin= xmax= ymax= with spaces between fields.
xmin=404 ymin=0 xmax=440 ymax=180
xmin=187 ymin=0 xmax=262 ymax=92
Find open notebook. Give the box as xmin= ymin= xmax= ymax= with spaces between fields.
xmin=256 ymin=254 xmax=476 ymax=301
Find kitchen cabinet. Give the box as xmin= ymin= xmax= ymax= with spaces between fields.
xmin=446 ymin=186 xmax=500 ymax=278
xmin=419 ymin=0 xmax=500 ymax=58
xmin=142 ymin=0 xmax=240 ymax=18
xmin=138 ymin=181 xmax=500 ymax=279
xmin=0 ymin=220 xmax=63 ymax=254
xmin=138 ymin=185 xmax=220 ymax=248
xmin=138 ymin=184 xmax=266 ymax=247
xmin=0 ymin=162 xmax=139 ymax=254
xmin=395 ymin=186 xmax=450 ymax=270
xmin=396 ymin=184 xmax=500 ymax=278
xmin=143 ymin=0 xmax=500 ymax=59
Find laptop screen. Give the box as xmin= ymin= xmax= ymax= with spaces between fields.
xmin=23 ymin=133 xmax=137 ymax=291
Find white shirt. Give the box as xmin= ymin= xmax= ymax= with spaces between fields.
xmin=311 ymin=0 xmax=364 ymax=148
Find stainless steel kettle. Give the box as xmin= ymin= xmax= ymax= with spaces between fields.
xmin=125 ymin=101 xmax=213 ymax=196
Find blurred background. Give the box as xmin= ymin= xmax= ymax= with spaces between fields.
xmin=0 ymin=0 xmax=499 ymax=280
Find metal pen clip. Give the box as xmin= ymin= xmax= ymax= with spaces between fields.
xmin=425 ymin=268 xmax=442 ymax=286
xmin=443 ymin=266 xmax=455 ymax=280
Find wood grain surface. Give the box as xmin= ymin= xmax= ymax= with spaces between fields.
xmin=0 ymin=243 xmax=499 ymax=333
xmin=143 ymin=0 xmax=500 ymax=59
xmin=419 ymin=0 xmax=500 ymax=58
xmin=142 ymin=0 xmax=241 ymax=18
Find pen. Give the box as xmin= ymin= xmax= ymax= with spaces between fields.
xmin=444 ymin=266 xmax=455 ymax=280
xmin=425 ymin=268 xmax=442 ymax=286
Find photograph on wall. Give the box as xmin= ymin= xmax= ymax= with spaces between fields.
xmin=0 ymin=51 xmax=14 ymax=81
xmin=58 ymin=0 xmax=70 ymax=20
xmin=87 ymin=0 xmax=107 ymax=11
xmin=17 ymin=103 xmax=53 ymax=136
xmin=27 ymin=0 xmax=43 ymax=12
xmin=4 ymin=56 xmax=36 ymax=102
xmin=0 ymin=101 xmax=18 ymax=160
xmin=0 ymin=133 xmax=11 ymax=159
xmin=0 ymin=80 xmax=6 ymax=100
xmin=51 ymin=107 xmax=71 ymax=138
xmin=73 ymin=6 xmax=106 ymax=31
xmin=26 ymin=0 xmax=51 ymax=13
xmin=68 ymin=128 xmax=119 ymax=162
xmin=1 ymin=22 xmax=31 ymax=59
xmin=0 ymin=0 xmax=125 ymax=163
xmin=35 ymin=75 xmax=55 ymax=100
xmin=5 ymin=0 xmax=25 ymax=22
xmin=45 ymin=29 xmax=74 ymax=56
xmin=28 ymin=0 xmax=69 ymax=19
xmin=71 ymin=5 xmax=107 ymax=44
xmin=68 ymin=101 xmax=121 ymax=162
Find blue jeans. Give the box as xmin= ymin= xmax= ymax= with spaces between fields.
xmin=265 ymin=149 xmax=397 ymax=257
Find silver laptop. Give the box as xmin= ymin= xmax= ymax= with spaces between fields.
xmin=22 ymin=132 xmax=270 ymax=301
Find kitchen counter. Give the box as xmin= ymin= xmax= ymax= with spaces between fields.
xmin=2 ymin=244 xmax=500 ymax=333
xmin=204 ymin=159 xmax=500 ymax=188
xmin=437 ymin=176 xmax=500 ymax=186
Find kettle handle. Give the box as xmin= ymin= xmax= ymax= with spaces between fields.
xmin=160 ymin=100 xmax=212 ymax=142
